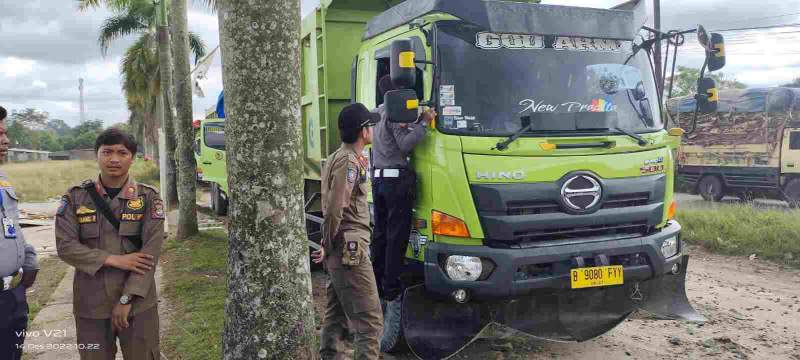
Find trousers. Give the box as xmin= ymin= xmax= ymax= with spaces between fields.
xmin=371 ymin=173 xmax=415 ymax=301
xmin=75 ymin=305 xmax=159 ymax=360
xmin=0 ymin=286 xmax=27 ymax=360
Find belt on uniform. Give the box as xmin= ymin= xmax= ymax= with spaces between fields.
xmin=1 ymin=270 xmax=22 ymax=292
xmin=373 ymin=168 xmax=404 ymax=178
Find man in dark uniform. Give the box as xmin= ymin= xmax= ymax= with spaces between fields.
xmin=371 ymin=75 xmax=436 ymax=302
xmin=56 ymin=128 xmax=164 ymax=359
xmin=0 ymin=105 xmax=39 ymax=360
xmin=313 ymin=103 xmax=382 ymax=360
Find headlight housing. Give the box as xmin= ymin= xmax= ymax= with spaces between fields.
xmin=661 ymin=236 xmax=678 ymax=258
xmin=445 ymin=255 xmax=482 ymax=281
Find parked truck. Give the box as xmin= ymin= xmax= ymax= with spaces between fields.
xmin=195 ymin=0 xmax=725 ymax=358
xmin=668 ymin=87 xmax=800 ymax=206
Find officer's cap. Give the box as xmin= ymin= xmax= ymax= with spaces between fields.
xmin=338 ymin=103 xmax=380 ymax=132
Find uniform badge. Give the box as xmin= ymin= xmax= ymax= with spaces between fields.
xmin=78 ymin=215 xmax=97 ymax=224
xmin=76 ymin=206 xmax=96 ymax=215
xmin=127 ymin=197 xmax=144 ymax=211
xmin=347 ymin=167 xmax=357 ymax=183
xmin=151 ymin=199 xmax=165 ymax=219
xmin=57 ymin=195 xmax=69 ymax=217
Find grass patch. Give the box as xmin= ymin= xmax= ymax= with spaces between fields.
xmin=161 ymin=230 xmax=227 ymax=360
xmin=677 ymin=205 xmax=800 ymax=265
xmin=26 ymin=257 xmax=70 ymax=321
xmin=0 ymin=159 xmax=160 ymax=202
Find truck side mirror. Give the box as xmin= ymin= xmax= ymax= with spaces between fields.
xmin=390 ymin=39 xmax=416 ymax=89
xmin=384 ymin=89 xmax=419 ymax=123
xmin=707 ymin=33 xmax=725 ymax=71
xmin=695 ymin=77 xmax=719 ymax=113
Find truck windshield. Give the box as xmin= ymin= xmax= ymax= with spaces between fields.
xmin=435 ymin=21 xmax=662 ymax=136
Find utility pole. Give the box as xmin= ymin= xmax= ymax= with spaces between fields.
xmin=653 ymin=0 xmax=662 ymax=94
xmin=78 ymin=78 xmax=86 ymax=123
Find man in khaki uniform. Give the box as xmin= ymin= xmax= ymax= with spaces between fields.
xmin=56 ymin=128 xmax=164 ymax=360
xmin=313 ymin=103 xmax=382 ymax=360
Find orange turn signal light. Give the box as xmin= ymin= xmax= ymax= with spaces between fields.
xmin=432 ymin=210 xmax=470 ymax=238
xmin=667 ymin=200 xmax=677 ymax=220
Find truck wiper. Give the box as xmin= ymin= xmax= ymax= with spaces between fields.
xmin=611 ymin=127 xmax=648 ymax=146
xmin=492 ymin=118 xmax=533 ymax=151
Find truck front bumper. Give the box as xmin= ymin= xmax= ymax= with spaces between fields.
xmin=424 ymin=221 xmax=683 ymax=300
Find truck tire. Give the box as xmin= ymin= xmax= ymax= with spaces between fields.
xmin=379 ymin=299 xmax=405 ymax=353
xmin=698 ymin=175 xmax=725 ymax=202
xmin=783 ymin=178 xmax=800 ymax=208
xmin=212 ymin=183 xmax=228 ymax=216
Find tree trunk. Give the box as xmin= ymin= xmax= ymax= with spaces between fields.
xmin=170 ymin=0 xmax=199 ymax=239
xmin=157 ymin=24 xmax=180 ymax=209
xmin=218 ymin=0 xmax=315 ymax=358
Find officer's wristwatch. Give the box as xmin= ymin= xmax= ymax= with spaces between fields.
xmin=119 ymin=294 xmax=132 ymax=305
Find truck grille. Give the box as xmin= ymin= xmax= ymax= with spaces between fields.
xmin=507 ymin=193 xmax=650 ymax=215
xmin=512 ymin=221 xmax=649 ymax=243
xmin=471 ymin=174 xmax=665 ymax=246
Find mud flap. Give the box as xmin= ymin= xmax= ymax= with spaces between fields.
xmin=637 ymin=255 xmax=705 ymax=322
xmin=402 ymin=285 xmax=489 ymax=360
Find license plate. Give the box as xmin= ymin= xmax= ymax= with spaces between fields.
xmin=570 ymin=265 xmax=624 ymax=289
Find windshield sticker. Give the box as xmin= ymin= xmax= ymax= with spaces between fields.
xmin=519 ymin=98 xmax=618 ymax=113
xmin=476 ymin=32 xmax=544 ymax=49
xmin=440 ymin=85 xmax=454 ymax=93
xmin=441 ymin=98 xmax=455 ymax=106
xmin=475 ymin=32 xmax=629 ymax=53
xmin=553 ymin=36 xmax=626 ymax=52
xmin=457 ymin=120 xmax=468 ymax=129
xmin=440 ymin=92 xmax=455 ymax=100
xmin=442 ymin=116 xmax=454 ymax=128
xmin=442 ymin=106 xmax=462 ymax=116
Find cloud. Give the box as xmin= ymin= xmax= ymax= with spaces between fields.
xmin=3 ymin=0 xmax=798 ymax=129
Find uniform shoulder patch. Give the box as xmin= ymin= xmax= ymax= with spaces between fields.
xmin=57 ymin=195 xmax=69 ymax=217
xmin=151 ymin=199 xmax=165 ymax=219
xmin=347 ymin=166 xmax=357 ymax=183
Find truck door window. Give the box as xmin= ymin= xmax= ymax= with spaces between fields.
xmin=791 ymin=132 xmax=800 ymax=150
xmin=204 ymin=123 xmax=226 ymax=151
xmin=375 ymin=37 xmax=426 ymax=106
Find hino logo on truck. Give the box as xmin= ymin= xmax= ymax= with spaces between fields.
xmin=561 ymin=175 xmax=602 ymax=211
xmin=476 ymin=170 xmax=525 ymax=180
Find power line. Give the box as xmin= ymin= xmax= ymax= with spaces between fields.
xmin=710 ymin=23 xmax=800 ymax=32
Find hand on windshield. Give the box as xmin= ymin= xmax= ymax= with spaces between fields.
xmin=419 ymin=107 xmax=437 ymax=127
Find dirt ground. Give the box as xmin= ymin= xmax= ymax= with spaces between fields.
xmin=312 ymin=245 xmax=800 ymax=360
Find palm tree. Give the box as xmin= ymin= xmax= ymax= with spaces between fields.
xmin=79 ymin=0 xmax=205 ymax=207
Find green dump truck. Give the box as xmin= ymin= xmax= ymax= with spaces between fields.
xmin=195 ymin=0 xmax=725 ymax=358
xmin=668 ymin=87 xmax=800 ymax=206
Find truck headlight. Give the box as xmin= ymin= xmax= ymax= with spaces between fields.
xmin=445 ymin=255 xmax=482 ymax=281
xmin=661 ymin=236 xmax=678 ymax=258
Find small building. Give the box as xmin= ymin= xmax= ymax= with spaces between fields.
xmin=7 ymin=148 xmax=51 ymax=162
xmin=49 ymin=149 xmax=96 ymax=161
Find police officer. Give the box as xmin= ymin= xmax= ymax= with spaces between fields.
xmin=0 ymin=105 xmax=39 ymax=360
xmin=313 ymin=103 xmax=383 ymax=360
xmin=371 ymin=75 xmax=436 ymax=303
xmin=56 ymin=128 xmax=164 ymax=359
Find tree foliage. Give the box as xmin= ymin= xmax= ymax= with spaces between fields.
xmin=5 ymin=108 xmax=106 ymax=152
xmin=782 ymin=77 xmax=800 ymax=88
xmin=666 ymin=66 xmax=747 ymax=98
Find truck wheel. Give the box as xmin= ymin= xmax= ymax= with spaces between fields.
xmin=783 ymin=178 xmax=800 ymax=208
xmin=212 ymin=183 xmax=228 ymax=216
xmin=379 ymin=299 xmax=405 ymax=353
xmin=698 ymin=175 xmax=725 ymax=202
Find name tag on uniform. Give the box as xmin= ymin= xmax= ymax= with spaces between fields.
xmin=2 ymin=217 xmax=16 ymax=239
xmin=78 ymin=215 xmax=97 ymax=224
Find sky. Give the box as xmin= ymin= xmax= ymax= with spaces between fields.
xmin=0 ymin=0 xmax=798 ymax=127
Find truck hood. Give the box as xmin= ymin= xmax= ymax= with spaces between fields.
xmin=461 ymin=134 xmax=671 ymax=183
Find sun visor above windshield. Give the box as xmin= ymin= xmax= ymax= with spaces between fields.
xmin=364 ymin=0 xmax=638 ymax=41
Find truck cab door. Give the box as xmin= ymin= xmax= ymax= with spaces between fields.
xmin=201 ymin=121 xmax=227 ymax=186
xmin=782 ymin=128 xmax=800 ymax=174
